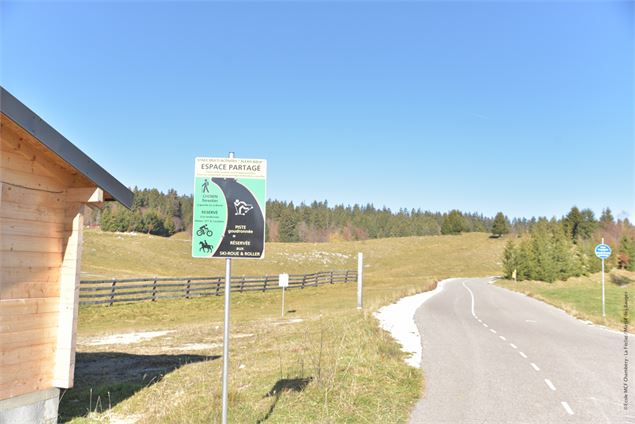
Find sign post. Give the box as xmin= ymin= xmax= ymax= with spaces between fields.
xmin=192 ymin=153 xmax=266 ymax=424
xmin=279 ymin=273 xmax=289 ymax=318
xmin=357 ymin=252 xmax=363 ymax=310
xmin=595 ymin=238 xmax=612 ymax=318
xmin=222 ymin=255 xmax=231 ymax=423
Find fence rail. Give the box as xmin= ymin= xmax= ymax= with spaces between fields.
xmin=79 ymin=270 xmax=357 ymax=305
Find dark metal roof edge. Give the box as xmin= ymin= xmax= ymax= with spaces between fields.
xmin=0 ymin=86 xmax=133 ymax=209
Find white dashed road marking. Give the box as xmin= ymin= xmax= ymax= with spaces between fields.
xmin=461 ymin=280 xmax=574 ymax=420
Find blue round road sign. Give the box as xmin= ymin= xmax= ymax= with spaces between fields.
xmin=595 ymin=243 xmax=612 ymax=259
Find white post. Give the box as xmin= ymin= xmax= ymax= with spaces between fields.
xmin=281 ymin=286 xmax=285 ymax=318
xmin=602 ymin=238 xmax=606 ymax=318
xmin=357 ymin=252 xmax=363 ymax=310
xmin=221 ymin=151 xmax=235 ymax=424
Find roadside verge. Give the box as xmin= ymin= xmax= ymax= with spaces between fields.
xmin=373 ymin=278 xmax=456 ymax=368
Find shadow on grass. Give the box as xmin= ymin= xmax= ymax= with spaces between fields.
xmin=256 ymin=377 xmax=313 ymax=423
xmin=611 ymin=273 xmax=634 ymax=287
xmin=59 ymin=351 xmax=219 ymax=422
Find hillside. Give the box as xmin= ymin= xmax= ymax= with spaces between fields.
xmin=83 ymin=229 xmax=504 ymax=278
xmin=82 ymin=229 xmax=505 ymax=308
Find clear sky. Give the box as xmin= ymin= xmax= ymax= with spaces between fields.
xmin=1 ymin=0 xmax=633 ymax=220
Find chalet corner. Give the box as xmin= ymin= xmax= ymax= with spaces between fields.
xmin=0 ymin=87 xmax=133 ymax=423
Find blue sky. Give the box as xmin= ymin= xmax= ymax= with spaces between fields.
xmin=1 ymin=0 xmax=633 ymax=220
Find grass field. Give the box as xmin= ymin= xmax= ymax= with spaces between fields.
xmin=62 ymin=230 xmax=506 ymax=423
xmin=496 ymin=269 xmax=635 ymax=331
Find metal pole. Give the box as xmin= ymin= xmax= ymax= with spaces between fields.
xmin=601 ymin=237 xmax=606 ymax=318
xmin=221 ymin=257 xmax=231 ymax=423
xmin=357 ymin=252 xmax=363 ymax=309
xmin=221 ymin=150 xmax=235 ymax=424
xmin=602 ymin=237 xmax=606 ymax=318
xmin=602 ymin=258 xmax=606 ymax=318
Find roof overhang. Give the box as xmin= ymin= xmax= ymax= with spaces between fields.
xmin=0 ymin=86 xmax=133 ymax=209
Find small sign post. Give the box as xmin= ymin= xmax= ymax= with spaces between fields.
xmin=357 ymin=252 xmax=363 ymax=310
xmin=279 ymin=273 xmax=289 ymax=318
xmin=192 ymin=153 xmax=266 ymax=424
xmin=595 ymin=238 xmax=612 ymax=318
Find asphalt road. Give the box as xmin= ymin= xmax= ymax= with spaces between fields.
xmin=409 ymin=278 xmax=633 ymax=424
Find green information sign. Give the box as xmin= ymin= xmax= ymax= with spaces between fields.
xmin=192 ymin=157 xmax=267 ymax=259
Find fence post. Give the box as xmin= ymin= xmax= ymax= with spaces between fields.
xmin=109 ymin=278 xmax=116 ymax=306
xmin=186 ymin=279 xmax=191 ymax=299
xmin=216 ymin=277 xmax=221 ymax=296
xmin=330 ymin=271 xmax=334 ymax=284
xmin=263 ymin=275 xmax=268 ymax=292
xmin=241 ymin=276 xmax=245 ymax=293
xmin=152 ymin=277 xmax=157 ymax=302
xmin=301 ymin=274 xmax=306 ymax=289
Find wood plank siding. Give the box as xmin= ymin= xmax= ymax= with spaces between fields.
xmin=1 ymin=113 xmax=90 ymax=399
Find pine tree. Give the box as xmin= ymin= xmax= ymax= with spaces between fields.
xmin=143 ymin=211 xmax=164 ymax=236
xmin=129 ymin=210 xmax=144 ymax=232
xmin=563 ymin=207 xmax=583 ymax=242
xmin=563 ymin=207 xmax=596 ymax=242
xmin=164 ymin=215 xmax=176 ymax=236
xmin=502 ymin=240 xmax=517 ymax=278
xmin=100 ymin=208 xmax=114 ymax=231
xmin=516 ymin=239 xmax=534 ymax=280
xmin=531 ymin=224 xmax=556 ymax=282
xmin=600 ymin=208 xmax=614 ymax=227
xmin=578 ymin=209 xmax=597 ymax=240
xmin=278 ymin=209 xmax=299 ymax=242
xmin=618 ymin=236 xmax=635 ymax=271
xmin=491 ymin=212 xmax=510 ymax=237
xmin=441 ymin=210 xmax=466 ymax=235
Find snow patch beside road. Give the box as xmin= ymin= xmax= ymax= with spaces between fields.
xmin=373 ymin=278 xmax=456 ymax=368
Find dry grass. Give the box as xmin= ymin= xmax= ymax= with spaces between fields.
xmin=63 ymin=230 xmax=507 ymax=423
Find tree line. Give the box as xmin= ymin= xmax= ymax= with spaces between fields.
xmin=502 ymin=207 xmax=635 ymax=282
xmin=90 ymin=187 xmax=635 ymax=276
xmin=266 ymin=200 xmax=499 ymax=242
xmin=91 ymin=187 xmax=508 ymax=239
xmin=92 ymin=187 xmax=193 ymax=236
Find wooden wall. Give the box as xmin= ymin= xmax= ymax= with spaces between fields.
xmin=1 ymin=114 xmax=93 ymax=400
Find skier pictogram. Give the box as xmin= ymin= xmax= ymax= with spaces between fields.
xmin=234 ymin=199 xmax=254 ymax=216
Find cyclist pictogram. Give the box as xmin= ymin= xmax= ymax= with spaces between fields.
xmin=196 ymin=224 xmax=213 ymax=237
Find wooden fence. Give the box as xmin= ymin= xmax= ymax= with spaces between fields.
xmin=79 ymin=270 xmax=357 ymax=305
